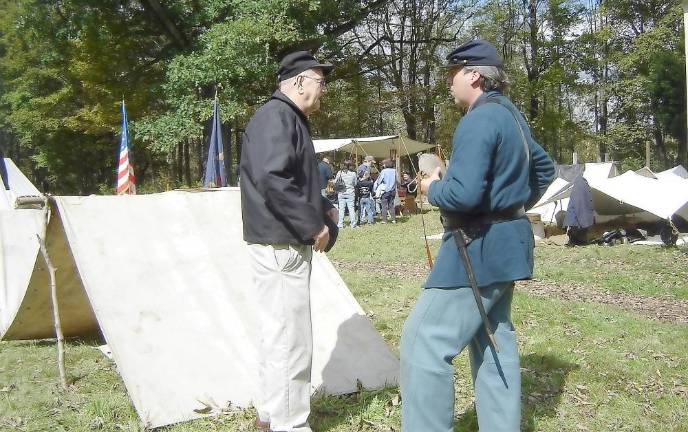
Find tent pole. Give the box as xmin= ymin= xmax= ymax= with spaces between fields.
xmin=396 ymin=137 xmax=401 ymax=181
xmin=37 ymin=206 xmax=67 ymax=389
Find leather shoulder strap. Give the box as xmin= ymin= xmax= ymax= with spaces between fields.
xmin=480 ymin=97 xmax=530 ymax=164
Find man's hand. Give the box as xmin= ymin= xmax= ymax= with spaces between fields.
xmin=420 ymin=166 xmax=442 ymax=195
xmin=326 ymin=207 xmax=338 ymax=224
xmin=312 ymin=225 xmax=330 ymax=252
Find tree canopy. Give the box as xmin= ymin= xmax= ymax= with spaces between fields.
xmin=0 ymin=0 xmax=685 ymax=194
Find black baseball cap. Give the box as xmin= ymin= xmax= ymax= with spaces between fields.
xmin=277 ymin=51 xmax=334 ymax=81
xmin=443 ymin=39 xmax=503 ymax=68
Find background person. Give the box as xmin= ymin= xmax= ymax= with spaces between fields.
xmin=318 ymin=156 xmax=333 ymax=197
xmin=334 ymin=159 xmax=358 ymax=228
xmin=357 ymin=155 xmax=376 ymax=178
xmin=374 ymin=158 xmax=398 ymax=224
xmin=400 ymin=171 xmax=418 ymax=215
xmin=356 ymin=171 xmax=375 ymax=225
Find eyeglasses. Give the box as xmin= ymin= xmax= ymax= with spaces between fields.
xmin=299 ymin=75 xmax=326 ymax=89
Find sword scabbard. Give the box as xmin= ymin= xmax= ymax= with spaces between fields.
xmin=451 ymin=227 xmax=499 ymax=353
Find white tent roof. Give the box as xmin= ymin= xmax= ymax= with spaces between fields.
xmin=0 ymin=160 xmax=46 ymax=337
xmin=1 ymin=188 xmax=399 ymax=429
xmin=588 ymin=171 xmax=688 ymax=220
xmin=633 ymin=165 xmax=688 ymax=181
xmin=1 ymin=158 xmax=42 ymax=210
xmin=313 ymin=135 xmax=435 ymax=159
xmin=535 ymin=168 xmax=688 ymax=222
xmin=634 ymin=166 xmax=657 ymax=178
xmin=529 ymin=162 xmax=619 ymax=224
xmin=583 ymin=162 xmax=618 ymax=182
xmin=656 ymin=165 xmax=688 ymax=180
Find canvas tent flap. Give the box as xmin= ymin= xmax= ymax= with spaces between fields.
xmin=0 ymin=206 xmax=47 ymax=337
xmin=528 ymin=178 xmax=570 ymax=224
xmin=6 ymin=189 xmax=398 ymax=428
xmin=1 ymin=207 xmax=98 ymax=340
xmin=0 ymin=159 xmax=55 ymax=338
xmin=313 ymin=135 xmax=435 ymax=158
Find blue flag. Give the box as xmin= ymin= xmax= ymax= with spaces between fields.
xmin=203 ymin=97 xmax=227 ymax=188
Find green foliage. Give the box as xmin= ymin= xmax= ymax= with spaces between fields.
xmin=0 ymin=0 xmax=686 ymax=193
xmin=0 ymin=0 xmax=168 ymax=193
xmin=601 ymin=1 xmax=686 ymax=168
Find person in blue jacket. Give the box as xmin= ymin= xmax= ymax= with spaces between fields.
xmin=400 ymin=39 xmax=555 ymax=432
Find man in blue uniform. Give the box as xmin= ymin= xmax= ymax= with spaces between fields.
xmin=400 ymin=39 xmax=555 ymax=432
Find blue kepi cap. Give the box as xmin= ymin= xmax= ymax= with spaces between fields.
xmin=444 ymin=39 xmax=503 ymax=68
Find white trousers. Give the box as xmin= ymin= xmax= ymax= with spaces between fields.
xmin=247 ymin=243 xmax=313 ymax=432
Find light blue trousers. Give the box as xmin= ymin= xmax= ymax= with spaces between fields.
xmin=337 ymin=193 xmax=357 ymax=228
xmin=359 ymin=197 xmax=375 ymax=224
xmin=400 ymin=282 xmax=521 ymax=432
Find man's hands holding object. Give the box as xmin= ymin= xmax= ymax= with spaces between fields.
xmin=312 ymin=225 xmax=330 ymax=252
xmin=418 ymin=153 xmax=446 ymax=194
xmin=312 ymin=207 xmax=338 ymax=252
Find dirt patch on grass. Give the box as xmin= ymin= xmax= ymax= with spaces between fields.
xmin=332 ymin=260 xmax=688 ymax=324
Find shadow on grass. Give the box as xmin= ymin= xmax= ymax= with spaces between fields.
xmin=311 ymin=313 xmax=401 ymax=431
xmin=454 ymin=353 xmax=578 ymax=432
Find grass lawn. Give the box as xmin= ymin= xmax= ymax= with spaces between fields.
xmin=1 ymin=210 xmax=687 ymax=431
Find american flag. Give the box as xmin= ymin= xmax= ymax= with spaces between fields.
xmin=117 ymin=100 xmax=136 ymax=195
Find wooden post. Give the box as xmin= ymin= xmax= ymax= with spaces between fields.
xmin=683 ymin=1 xmax=688 ymax=156
xmin=572 ymin=152 xmax=578 ymax=165
xmin=37 ymin=232 xmax=67 ymax=389
xmin=646 ymin=141 xmax=652 ymax=169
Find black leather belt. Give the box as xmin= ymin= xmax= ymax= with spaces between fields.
xmin=440 ymin=207 xmax=526 ymax=230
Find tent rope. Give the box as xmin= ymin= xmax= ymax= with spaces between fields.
xmin=399 ymin=135 xmax=433 ymax=269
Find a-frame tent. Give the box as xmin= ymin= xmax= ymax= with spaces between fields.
xmin=1 ymin=181 xmax=399 ymax=428
xmin=313 ymin=135 xmax=435 ymax=159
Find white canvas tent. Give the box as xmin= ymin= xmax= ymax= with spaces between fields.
xmin=656 ymin=165 xmax=688 ymax=180
xmin=0 ymin=159 xmax=49 ymax=338
xmin=634 ymin=165 xmax=688 ymax=180
xmin=313 ymin=135 xmax=435 ymax=159
xmin=1 ymin=179 xmax=399 ymax=428
xmin=529 ymin=162 xmax=619 ymax=224
xmin=0 ymin=158 xmax=43 ymax=209
xmin=533 ymin=165 xmax=688 ymax=225
xmin=587 ymin=171 xmax=688 ymax=220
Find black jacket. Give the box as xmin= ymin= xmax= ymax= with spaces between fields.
xmin=240 ymin=91 xmax=331 ymax=245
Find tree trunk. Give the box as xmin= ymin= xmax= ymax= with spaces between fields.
xmin=183 ymin=140 xmax=191 ymax=186
xmin=652 ymin=116 xmax=669 ymax=169
xmin=176 ymin=142 xmax=183 ymax=185
xmin=526 ymin=0 xmax=539 ymax=120
xmin=678 ymin=138 xmax=687 ymax=167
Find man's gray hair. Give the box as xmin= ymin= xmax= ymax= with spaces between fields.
xmin=279 ymin=75 xmax=299 ymax=91
xmin=464 ymin=65 xmax=510 ymax=92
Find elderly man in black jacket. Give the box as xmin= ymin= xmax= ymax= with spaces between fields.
xmin=239 ymin=51 xmax=337 ymax=432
